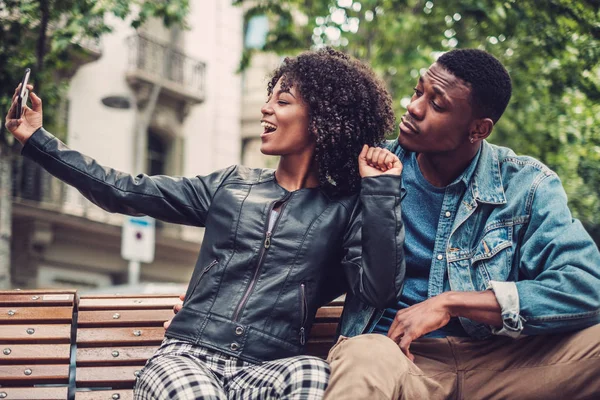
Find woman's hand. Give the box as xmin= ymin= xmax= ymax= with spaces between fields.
xmin=163 ymin=293 xmax=185 ymax=329
xmin=4 ymin=84 xmax=43 ymax=146
xmin=358 ymin=145 xmax=403 ymax=178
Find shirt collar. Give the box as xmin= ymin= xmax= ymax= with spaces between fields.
xmin=387 ymin=138 xmax=506 ymax=204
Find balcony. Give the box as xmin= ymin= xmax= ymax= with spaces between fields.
xmin=126 ymin=33 xmax=206 ymax=105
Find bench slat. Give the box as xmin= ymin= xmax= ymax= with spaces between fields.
xmin=75 ymin=389 xmax=133 ymax=400
xmin=77 ymin=346 xmax=159 ymax=366
xmin=76 ymin=365 xmax=141 ymax=387
xmin=315 ymin=306 xmax=343 ymax=320
xmin=0 ymin=292 xmax=75 ymax=306
xmin=0 ymin=306 xmax=74 ymax=323
xmin=78 ymin=309 xmax=173 ymax=327
xmin=77 ymin=327 xmax=165 ymax=346
xmin=0 ymin=324 xmax=71 ymax=343
xmin=0 ymin=364 xmax=69 ymax=384
xmin=309 ymin=322 xmax=338 ymax=338
xmin=0 ymin=387 xmax=68 ymax=400
xmin=0 ymin=344 xmax=70 ymax=363
xmin=79 ymin=298 xmax=180 ymax=310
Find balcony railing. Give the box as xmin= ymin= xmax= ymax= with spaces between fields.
xmin=126 ymin=33 xmax=206 ymax=104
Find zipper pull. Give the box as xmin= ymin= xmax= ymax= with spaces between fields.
xmin=264 ymin=232 xmax=272 ymax=249
xmin=299 ymin=327 xmax=306 ymax=345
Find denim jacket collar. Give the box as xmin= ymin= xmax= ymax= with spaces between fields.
xmin=387 ymin=139 xmax=506 ymax=205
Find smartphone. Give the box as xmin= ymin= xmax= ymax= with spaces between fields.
xmin=16 ymin=68 xmax=31 ymax=119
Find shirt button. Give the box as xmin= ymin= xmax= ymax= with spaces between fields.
xmin=445 ymin=211 xmax=451 ymax=217
xmin=230 ymin=342 xmax=240 ymax=351
xmin=437 ymin=254 xmax=444 ymax=260
xmin=235 ymin=326 xmax=244 ymax=336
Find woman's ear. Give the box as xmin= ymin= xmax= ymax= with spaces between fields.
xmin=469 ymin=118 xmax=494 ymax=142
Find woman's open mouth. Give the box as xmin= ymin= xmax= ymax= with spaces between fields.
xmin=261 ymin=121 xmax=277 ymax=137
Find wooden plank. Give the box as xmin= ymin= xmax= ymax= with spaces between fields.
xmin=0 ymin=306 xmax=74 ymax=324
xmin=0 ymin=324 xmax=71 ymax=343
xmin=76 ymin=389 xmax=133 ymax=400
xmin=76 ymin=365 xmax=141 ymax=387
xmin=0 ymin=364 xmax=69 ymax=384
xmin=315 ymin=306 xmax=343 ymax=320
xmin=79 ymin=297 xmax=180 ymax=310
xmin=78 ymin=309 xmax=174 ymax=327
xmin=0 ymin=292 xmax=75 ymax=307
xmin=0 ymin=387 xmax=68 ymax=400
xmin=0 ymin=344 xmax=70 ymax=363
xmin=309 ymin=323 xmax=338 ymax=338
xmin=0 ymin=289 xmax=76 ymax=295
xmin=81 ymin=294 xmax=179 ymax=299
xmin=77 ymin=327 xmax=165 ymax=347
xmin=77 ymin=346 xmax=158 ymax=366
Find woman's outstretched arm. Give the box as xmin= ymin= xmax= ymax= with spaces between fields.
xmin=5 ymin=85 xmax=235 ymax=226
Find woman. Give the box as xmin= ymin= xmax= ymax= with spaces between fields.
xmin=6 ymin=48 xmax=405 ymax=399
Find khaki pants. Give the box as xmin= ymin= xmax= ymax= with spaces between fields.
xmin=324 ymin=324 xmax=600 ymax=400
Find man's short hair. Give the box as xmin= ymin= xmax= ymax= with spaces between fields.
xmin=437 ymin=49 xmax=512 ymax=123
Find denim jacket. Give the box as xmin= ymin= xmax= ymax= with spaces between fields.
xmin=340 ymin=139 xmax=600 ymax=339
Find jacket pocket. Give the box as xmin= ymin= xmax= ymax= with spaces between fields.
xmin=471 ymin=227 xmax=513 ymax=290
xmin=186 ymin=259 xmax=218 ymax=304
xmin=299 ymin=283 xmax=308 ymax=345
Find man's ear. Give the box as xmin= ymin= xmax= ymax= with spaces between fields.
xmin=469 ymin=118 xmax=494 ymax=142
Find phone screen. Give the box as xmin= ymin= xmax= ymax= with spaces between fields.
xmin=17 ymin=68 xmax=31 ymax=119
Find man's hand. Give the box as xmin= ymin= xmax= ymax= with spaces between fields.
xmin=387 ymin=294 xmax=452 ymax=362
xmin=5 ymin=84 xmax=43 ymax=145
xmin=358 ymin=145 xmax=403 ymax=178
xmin=163 ymin=293 xmax=185 ymax=329
xmin=387 ymin=291 xmax=503 ymax=361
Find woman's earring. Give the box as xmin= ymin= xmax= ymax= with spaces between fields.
xmin=470 ymin=137 xmax=475 ymax=143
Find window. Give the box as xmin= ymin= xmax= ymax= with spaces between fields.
xmin=245 ymin=15 xmax=269 ymax=49
xmin=147 ymin=130 xmax=168 ymax=176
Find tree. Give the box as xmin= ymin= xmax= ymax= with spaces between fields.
xmin=239 ymin=0 xmax=600 ymax=241
xmin=0 ymin=0 xmax=189 ymax=288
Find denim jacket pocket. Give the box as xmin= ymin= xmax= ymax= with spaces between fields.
xmin=471 ymin=226 xmax=513 ymax=291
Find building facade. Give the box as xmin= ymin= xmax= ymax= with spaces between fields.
xmin=10 ymin=1 xmax=243 ymax=291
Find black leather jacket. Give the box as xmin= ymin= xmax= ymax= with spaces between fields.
xmin=23 ymin=128 xmax=406 ymax=363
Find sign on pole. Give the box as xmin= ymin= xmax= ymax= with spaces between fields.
xmin=121 ymin=216 xmax=155 ymax=263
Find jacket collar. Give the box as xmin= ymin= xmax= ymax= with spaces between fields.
xmin=387 ymin=139 xmax=506 ymax=205
xmin=470 ymin=141 xmax=506 ymax=205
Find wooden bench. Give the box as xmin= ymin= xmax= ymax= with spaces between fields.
xmin=0 ymin=289 xmax=77 ymax=400
xmin=0 ymin=290 xmax=343 ymax=400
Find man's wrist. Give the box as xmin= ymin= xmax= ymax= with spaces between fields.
xmin=438 ymin=291 xmax=460 ymax=318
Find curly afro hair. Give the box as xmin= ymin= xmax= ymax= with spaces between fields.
xmin=437 ymin=49 xmax=512 ymax=123
xmin=267 ymin=47 xmax=395 ymax=197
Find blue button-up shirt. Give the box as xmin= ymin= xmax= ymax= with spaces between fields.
xmin=340 ymin=139 xmax=600 ymax=339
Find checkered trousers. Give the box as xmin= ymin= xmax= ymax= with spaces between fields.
xmin=134 ymin=338 xmax=330 ymax=400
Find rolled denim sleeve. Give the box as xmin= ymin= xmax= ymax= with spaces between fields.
xmin=487 ymin=281 xmax=525 ymax=338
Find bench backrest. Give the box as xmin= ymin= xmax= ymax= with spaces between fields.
xmin=0 ymin=289 xmax=76 ymax=400
xmin=0 ymin=290 xmax=342 ymax=399
xmin=74 ymin=294 xmax=180 ymax=400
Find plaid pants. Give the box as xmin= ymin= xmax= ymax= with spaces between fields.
xmin=134 ymin=338 xmax=330 ymax=400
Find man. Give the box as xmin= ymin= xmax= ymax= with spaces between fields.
xmin=323 ymin=49 xmax=600 ymax=399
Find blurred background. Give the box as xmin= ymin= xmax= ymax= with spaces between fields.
xmin=0 ymin=0 xmax=598 ymax=293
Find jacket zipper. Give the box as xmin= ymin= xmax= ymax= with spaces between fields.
xmin=185 ymin=259 xmax=218 ymax=306
xmin=299 ymin=283 xmax=308 ymax=345
xmin=200 ymin=259 xmax=219 ymax=280
xmin=232 ymin=193 xmax=291 ymax=322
